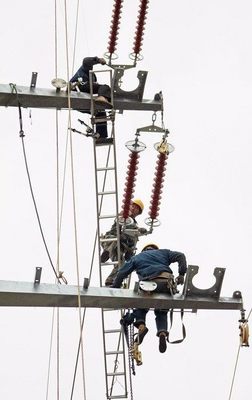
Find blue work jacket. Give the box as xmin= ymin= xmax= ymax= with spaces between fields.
xmin=70 ymin=56 xmax=99 ymax=84
xmin=112 ymin=249 xmax=187 ymax=288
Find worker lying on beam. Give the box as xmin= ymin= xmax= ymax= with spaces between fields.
xmin=70 ymin=56 xmax=113 ymax=145
xmin=112 ymin=243 xmax=187 ymax=353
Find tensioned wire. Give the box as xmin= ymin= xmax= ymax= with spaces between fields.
xmin=64 ymin=0 xmax=87 ymax=398
xmin=45 ymin=1 xmax=87 ymax=399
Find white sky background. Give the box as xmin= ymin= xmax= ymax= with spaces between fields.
xmin=0 ymin=0 xmax=252 ymax=399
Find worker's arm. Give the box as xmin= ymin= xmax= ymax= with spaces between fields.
xmin=82 ymin=56 xmax=106 ymax=69
xmin=112 ymin=259 xmax=136 ymax=288
xmin=168 ymin=251 xmax=187 ymax=276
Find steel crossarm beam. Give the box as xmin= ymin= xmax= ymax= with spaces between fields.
xmin=0 ymin=280 xmax=243 ymax=310
xmin=0 ymin=84 xmax=162 ymax=111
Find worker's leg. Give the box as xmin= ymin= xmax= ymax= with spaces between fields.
xmin=134 ymin=308 xmax=149 ymax=327
xmin=98 ymin=84 xmax=111 ymax=102
xmin=79 ymin=82 xmax=109 ymax=138
xmin=95 ymin=111 xmax=108 ymax=138
xmin=154 ymin=309 xmax=168 ymax=335
xmin=105 ymin=265 xmax=119 ymax=286
xmin=154 ymin=309 xmax=168 ymax=353
xmin=134 ymin=308 xmax=149 ymax=344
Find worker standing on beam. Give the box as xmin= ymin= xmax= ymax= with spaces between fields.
xmin=112 ymin=243 xmax=187 ymax=353
xmin=70 ymin=56 xmax=113 ymax=144
xmin=102 ymin=199 xmax=148 ymax=286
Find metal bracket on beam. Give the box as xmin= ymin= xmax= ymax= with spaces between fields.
xmin=83 ymin=278 xmax=89 ymax=289
xmin=30 ymin=72 xmax=38 ymax=89
xmin=183 ymin=265 xmax=225 ymax=299
xmin=34 ymin=267 xmax=42 ymax=284
xmin=112 ymin=69 xmax=148 ymax=101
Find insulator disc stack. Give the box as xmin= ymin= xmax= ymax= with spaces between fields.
xmin=121 ymin=151 xmax=140 ymax=219
xmin=148 ymin=152 xmax=168 ymax=220
xmin=132 ymin=0 xmax=149 ymax=57
xmin=107 ymin=0 xmax=124 ymax=56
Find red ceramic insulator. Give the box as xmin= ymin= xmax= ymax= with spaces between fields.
xmin=107 ymin=0 xmax=124 ymax=55
xmin=132 ymin=0 xmax=149 ymax=55
xmin=149 ymin=152 xmax=168 ymax=220
xmin=121 ymin=152 xmax=140 ymax=219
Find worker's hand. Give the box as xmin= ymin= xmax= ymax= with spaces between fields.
xmin=138 ymin=227 xmax=148 ymax=235
xmin=99 ymin=58 xmax=106 ymax=65
xmin=175 ymin=275 xmax=184 ymax=285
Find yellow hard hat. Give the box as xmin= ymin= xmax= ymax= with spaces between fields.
xmin=141 ymin=243 xmax=159 ymax=252
xmin=132 ymin=199 xmax=144 ymax=213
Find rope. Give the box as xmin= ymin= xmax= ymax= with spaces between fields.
xmin=63 ymin=1 xmax=87 ymax=398
xmin=71 ymin=0 xmax=80 ymax=76
xmin=46 ymin=308 xmax=56 ymax=400
xmin=228 ymin=344 xmax=241 ymax=400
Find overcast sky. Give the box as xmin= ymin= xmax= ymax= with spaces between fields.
xmin=0 ymin=1 xmax=252 ymax=399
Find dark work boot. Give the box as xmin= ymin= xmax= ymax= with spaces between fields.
xmin=159 ymin=333 xmax=167 ymax=353
xmin=101 ymin=250 xmax=110 ymax=263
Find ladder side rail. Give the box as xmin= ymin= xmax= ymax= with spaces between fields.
xmin=89 ymin=69 xmax=128 ymax=399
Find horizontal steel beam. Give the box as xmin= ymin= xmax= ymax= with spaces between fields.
xmin=0 ymin=84 xmax=162 ymax=112
xmin=0 ymin=280 xmax=243 ymax=310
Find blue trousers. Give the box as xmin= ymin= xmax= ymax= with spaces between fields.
xmin=133 ymin=280 xmax=172 ymax=335
xmin=74 ymin=82 xmax=111 ymax=138
xmin=134 ymin=308 xmax=168 ymax=336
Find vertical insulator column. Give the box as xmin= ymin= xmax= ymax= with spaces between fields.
xmin=132 ymin=0 xmax=149 ymax=58
xmin=148 ymin=152 xmax=168 ymax=220
xmin=121 ymin=151 xmax=140 ymax=220
xmin=107 ymin=0 xmax=124 ymax=57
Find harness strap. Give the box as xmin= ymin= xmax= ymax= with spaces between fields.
xmin=167 ymin=309 xmax=186 ymax=344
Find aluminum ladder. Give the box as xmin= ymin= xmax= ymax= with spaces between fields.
xmin=90 ymin=69 xmax=129 ymax=399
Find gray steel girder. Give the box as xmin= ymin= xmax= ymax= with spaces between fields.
xmin=0 ymin=279 xmax=243 ymax=310
xmin=0 ymin=84 xmax=162 ymax=111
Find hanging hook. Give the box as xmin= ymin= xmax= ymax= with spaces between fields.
xmin=136 ymin=111 xmax=167 ymax=134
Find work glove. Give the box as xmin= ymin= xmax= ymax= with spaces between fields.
xmin=176 ymin=275 xmax=184 ymax=285
xmin=99 ymin=57 xmax=106 ymax=65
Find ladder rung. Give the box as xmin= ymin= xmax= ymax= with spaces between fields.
xmin=97 ymin=167 xmax=115 ymax=171
xmin=99 ymin=214 xmax=117 ymax=219
xmin=104 ymin=329 xmax=122 ymax=334
xmin=100 ymin=237 xmax=117 ymax=242
xmin=98 ymin=190 xmax=116 ymax=195
xmin=101 ymin=261 xmax=118 ymax=266
xmin=108 ymin=395 xmax=128 ymax=399
xmin=107 ymin=372 xmax=125 ymax=377
xmin=91 ymin=115 xmax=114 ymax=123
xmin=106 ymin=350 xmax=124 ymax=355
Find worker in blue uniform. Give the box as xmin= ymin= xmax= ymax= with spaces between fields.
xmin=112 ymin=243 xmax=187 ymax=353
xmin=70 ymin=56 xmax=113 ymax=144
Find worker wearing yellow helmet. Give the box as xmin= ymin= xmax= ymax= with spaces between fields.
xmin=141 ymin=243 xmax=159 ymax=251
xmin=112 ymin=244 xmax=187 ymax=353
xmin=101 ymin=198 xmax=148 ymax=286
xmin=131 ymin=198 xmax=144 ymax=214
